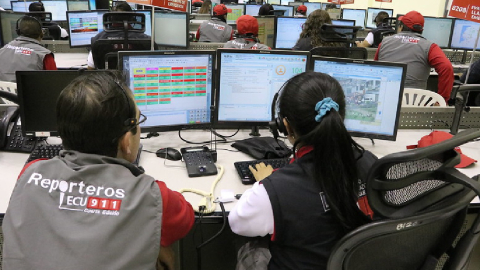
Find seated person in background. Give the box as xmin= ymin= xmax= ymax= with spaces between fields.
xmin=29 ymin=2 xmax=69 ymax=39
xmin=229 ymin=71 xmax=377 ymax=269
xmin=196 ymin=4 xmax=233 ymax=42
xmin=0 ymin=16 xmax=57 ymax=82
xmin=198 ymin=0 xmax=211 ymax=14
xmin=295 ymin=5 xmax=307 ymax=17
xmin=375 ymin=11 xmax=453 ymax=102
xmin=2 ymin=71 xmax=195 ymax=270
xmin=87 ymin=2 xmax=153 ymax=69
xmin=292 ymin=10 xmax=339 ymax=51
xmin=258 ymin=4 xmax=273 ymax=16
xmin=356 ymin=11 xmax=391 ymax=48
xmin=460 ymin=58 xmax=480 ymax=106
xmin=192 ymin=0 xmax=203 ymax=6
xmin=224 ymin=15 xmax=270 ymax=50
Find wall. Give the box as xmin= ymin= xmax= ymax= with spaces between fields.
xmin=309 ymin=0 xmax=448 ymax=17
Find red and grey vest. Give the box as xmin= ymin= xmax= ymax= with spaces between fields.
xmin=2 ymin=151 xmax=163 ymax=270
xmin=0 ymin=36 xmax=52 ymax=82
xmin=378 ymin=32 xmax=433 ymax=90
xmin=224 ymin=38 xmax=270 ymax=50
xmin=198 ymin=17 xmax=232 ymax=42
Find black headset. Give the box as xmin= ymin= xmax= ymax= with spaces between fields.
xmin=269 ymin=91 xmax=288 ymax=140
xmin=16 ymin=16 xmax=42 ymax=36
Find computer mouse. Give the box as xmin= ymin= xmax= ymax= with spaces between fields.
xmin=156 ymin=147 xmax=182 ymax=161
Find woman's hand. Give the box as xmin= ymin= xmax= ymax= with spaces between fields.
xmin=249 ymin=162 xmax=274 ymax=182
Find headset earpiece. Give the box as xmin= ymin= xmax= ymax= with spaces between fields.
xmin=16 ymin=17 xmax=22 ymax=36
xmin=269 ymin=91 xmax=288 ymax=140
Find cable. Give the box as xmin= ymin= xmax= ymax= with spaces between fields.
xmin=211 ymin=128 xmax=240 ymax=139
xmin=178 ymin=129 xmax=227 ymax=145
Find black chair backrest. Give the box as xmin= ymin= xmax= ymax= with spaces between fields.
xmin=269 ymin=10 xmax=285 ymax=16
xmin=310 ymin=46 xmax=367 ymax=59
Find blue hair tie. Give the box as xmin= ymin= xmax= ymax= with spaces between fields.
xmin=315 ymin=97 xmax=339 ymax=123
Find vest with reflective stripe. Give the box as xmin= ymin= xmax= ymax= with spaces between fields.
xmin=198 ymin=17 xmax=232 ymax=42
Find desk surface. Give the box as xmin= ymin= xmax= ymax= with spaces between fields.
xmin=1 ymin=129 xmax=479 ymax=214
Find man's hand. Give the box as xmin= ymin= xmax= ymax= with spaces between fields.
xmin=249 ymin=163 xmax=274 ymax=182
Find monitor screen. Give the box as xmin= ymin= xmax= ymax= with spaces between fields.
xmin=422 ymin=17 xmax=453 ymax=49
xmin=366 ymin=8 xmax=393 ymax=29
xmin=11 ymin=1 xmax=28 ymax=12
xmin=67 ymin=0 xmax=89 ymax=11
xmin=332 ymin=19 xmax=355 ymax=26
xmin=322 ymin=3 xmax=340 ymax=10
xmin=341 ymin=8 xmax=366 ymax=29
xmin=40 ymin=0 xmax=68 ymax=21
xmin=245 ymin=4 xmax=261 ymax=16
xmin=88 ymin=0 xmax=95 ymax=9
xmin=255 ymin=15 xmax=275 ymax=49
xmin=112 ymin=0 xmax=136 ymax=10
xmin=312 ymin=57 xmax=406 ymax=141
xmin=280 ymin=0 xmax=289 ymax=5
xmin=154 ymin=11 xmax=188 ymax=48
xmin=268 ymin=0 xmax=280 ymax=5
xmin=0 ymin=11 xmax=23 ymax=46
xmin=287 ymin=1 xmax=301 ymax=7
xmin=225 ymin=4 xmax=244 ymax=24
xmin=215 ymin=49 xmax=309 ymax=127
xmin=119 ymin=51 xmax=215 ymax=132
xmin=450 ymin=19 xmax=480 ymax=50
xmin=1 ymin=0 xmax=11 ymax=9
xmin=303 ymin=2 xmax=320 ymax=16
xmin=67 ymin=10 xmax=152 ymax=47
xmin=271 ymin=5 xmax=293 ymax=17
xmin=274 ymin=16 xmax=305 ymax=49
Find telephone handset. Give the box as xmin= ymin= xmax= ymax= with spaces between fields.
xmin=0 ymin=106 xmax=38 ymax=152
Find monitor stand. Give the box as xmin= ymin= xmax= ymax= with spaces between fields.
xmin=249 ymin=126 xmax=261 ymax=137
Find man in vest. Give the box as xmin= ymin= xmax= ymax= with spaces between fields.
xmin=356 ymin=11 xmax=392 ymax=48
xmin=375 ymin=11 xmax=454 ymax=102
xmin=0 ymin=16 xmax=57 ymax=82
xmin=295 ymin=5 xmax=307 ymax=17
xmin=29 ymin=2 xmax=69 ymax=39
xmin=224 ymin=15 xmax=270 ymax=50
xmin=2 ymin=71 xmax=195 ymax=270
xmin=196 ymin=4 xmax=234 ymax=42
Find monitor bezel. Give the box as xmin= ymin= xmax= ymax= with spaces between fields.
xmin=449 ymin=18 xmax=480 ymax=51
xmin=309 ymin=56 xmax=407 ymax=141
xmin=271 ymin=5 xmax=294 ymax=17
xmin=66 ymin=9 xmax=109 ymax=48
xmin=366 ymin=7 xmax=394 ymax=29
xmin=118 ymin=50 xmax=217 ymax=133
xmin=153 ymin=10 xmax=189 ymax=49
xmin=214 ymin=48 xmax=311 ymax=128
xmin=273 ymin=16 xmax=306 ymax=50
xmin=341 ymin=8 xmax=366 ymax=29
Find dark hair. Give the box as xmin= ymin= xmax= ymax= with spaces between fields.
xmin=17 ymin=16 xmax=43 ymax=39
xmin=375 ymin=11 xmax=389 ymax=25
xmin=299 ymin=10 xmax=337 ymax=48
xmin=399 ymin=21 xmax=423 ymax=34
xmin=277 ymin=71 xmax=368 ymax=231
xmin=198 ymin=0 xmax=211 ymax=14
xmin=258 ymin=4 xmax=273 ymax=16
xmin=28 ymin=2 xmax=45 ymax=12
xmin=56 ymin=71 xmax=137 ymax=157
xmin=113 ymin=2 xmax=133 ymax=11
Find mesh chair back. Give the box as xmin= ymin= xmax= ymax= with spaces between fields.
xmin=310 ymin=46 xmax=367 ymax=59
xmin=92 ymin=39 xmax=152 ymax=69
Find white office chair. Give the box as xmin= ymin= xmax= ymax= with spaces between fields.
xmin=0 ymin=81 xmax=17 ymax=105
xmin=402 ymin=88 xmax=446 ymax=107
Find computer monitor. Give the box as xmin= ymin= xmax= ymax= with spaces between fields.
xmin=215 ymin=49 xmax=310 ymax=128
xmin=16 ymin=70 xmax=108 ymax=137
xmin=119 ymin=51 xmax=215 ymax=133
xmin=311 ymin=56 xmax=406 ymax=141
xmin=332 ymin=19 xmax=355 ymax=26
xmin=322 ymin=3 xmax=340 ymax=10
xmin=271 ymin=5 xmax=293 ymax=17
xmin=303 ymin=2 xmax=320 ymax=16
xmin=39 ymin=0 xmax=68 ymax=21
xmin=88 ymin=0 xmax=95 ymax=9
xmin=280 ymin=0 xmax=289 ymax=5
xmin=112 ymin=0 xmax=136 ymax=10
xmin=255 ymin=15 xmax=275 ymax=49
xmin=421 ymin=16 xmax=454 ymax=49
xmin=11 ymin=1 xmax=28 ymax=12
xmin=341 ymin=8 xmax=366 ymax=29
xmin=67 ymin=10 xmax=152 ymax=48
xmin=366 ymin=8 xmax=393 ymax=29
xmin=268 ymin=0 xmax=280 ymax=5
xmin=1 ymin=0 xmax=12 ymax=9
xmin=450 ymin=19 xmax=480 ymax=51
xmin=67 ymin=0 xmax=89 ymax=11
xmin=225 ymin=4 xmax=245 ymax=24
xmin=287 ymin=1 xmax=301 ymax=8
xmin=245 ymin=4 xmax=261 ymax=16
xmin=273 ymin=16 xmax=305 ymax=49
xmin=154 ymin=11 xmax=188 ymax=48
xmin=0 ymin=11 xmax=24 ymax=46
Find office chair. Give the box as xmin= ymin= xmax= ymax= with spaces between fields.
xmin=0 ymin=81 xmax=18 ymax=105
xmin=402 ymin=88 xmax=447 ymax=107
xmin=320 ymin=24 xmax=362 ymax=48
xmin=327 ymin=128 xmax=480 ymax=270
xmin=310 ymin=46 xmax=368 ymax=59
xmin=370 ymin=17 xmax=396 ymax=47
xmin=450 ymin=84 xmax=480 ymax=135
xmin=91 ymin=12 xmax=154 ymax=69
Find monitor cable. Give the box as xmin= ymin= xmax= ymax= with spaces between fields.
xmin=178 ymin=129 xmax=227 ymax=145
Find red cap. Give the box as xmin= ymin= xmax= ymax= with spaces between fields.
xmin=297 ymin=5 xmax=307 ymax=14
xmin=407 ymin=131 xmax=477 ymax=168
xmin=213 ymin=4 xmax=232 ymax=16
xmin=398 ymin=11 xmax=424 ymax=32
xmin=236 ymin=15 xmax=259 ymax=36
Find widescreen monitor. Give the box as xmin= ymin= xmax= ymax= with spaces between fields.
xmin=225 ymin=4 xmax=244 ymax=24
xmin=215 ymin=49 xmax=310 ymax=128
xmin=450 ymin=19 xmax=480 ymax=50
xmin=154 ymin=11 xmax=188 ymax=48
xmin=0 ymin=0 xmax=11 ymax=9
xmin=341 ymin=8 xmax=366 ymax=29
xmin=0 ymin=11 xmax=24 ymax=46
xmin=322 ymin=3 xmax=340 ymax=10
xmin=67 ymin=0 xmax=89 ymax=11
xmin=67 ymin=10 xmax=152 ymax=47
xmin=312 ymin=57 xmax=406 ymax=141
xmin=112 ymin=0 xmax=136 ymax=10
xmin=280 ymin=0 xmax=289 ymax=5
xmin=366 ymin=8 xmax=393 ymax=29
xmin=245 ymin=4 xmax=261 ymax=16
xmin=421 ymin=16 xmax=454 ymax=49
xmin=303 ymin=2 xmax=320 ymax=16
xmin=332 ymin=19 xmax=355 ymax=26
xmin=273 ymin=16 xmax=306 ymax=49
xmin=271 ymin=5 xmax=293 ymax=17
xmin=11 ymin=1 xmax=29 ymax=12
xmin=35 ymin=0 xmax=69 ymax=21
xmin=268 ymin=0 xmax=280 ymax=5
xmin=255 ymin=15 xmax=275 ymax=49
xmin=119 ymin=51 xmax=215 ymax=132
xmin=287 ymin=1 xmax=301 ymax=8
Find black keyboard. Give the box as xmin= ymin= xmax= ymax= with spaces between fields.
xmin=26 ymin=144 xmax=63 ymax=163
xmin=234 ymin=158 xmax=291 ymax=185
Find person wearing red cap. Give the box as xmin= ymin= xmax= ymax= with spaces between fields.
xmin=195 ymin=4 xmax=234 ymax=42
xmin=375 ymin=11 xmax=454 ymax=103
xmin=224 ymin=15 xmax=270 ymax=50
xmin=295 ymin=5 xmax=307 ymax=17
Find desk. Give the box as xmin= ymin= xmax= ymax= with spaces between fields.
xmin=1 ymin=128 xmax=479 ymax=214
xmin=54 ymin=52 xmax=89 ymax=69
